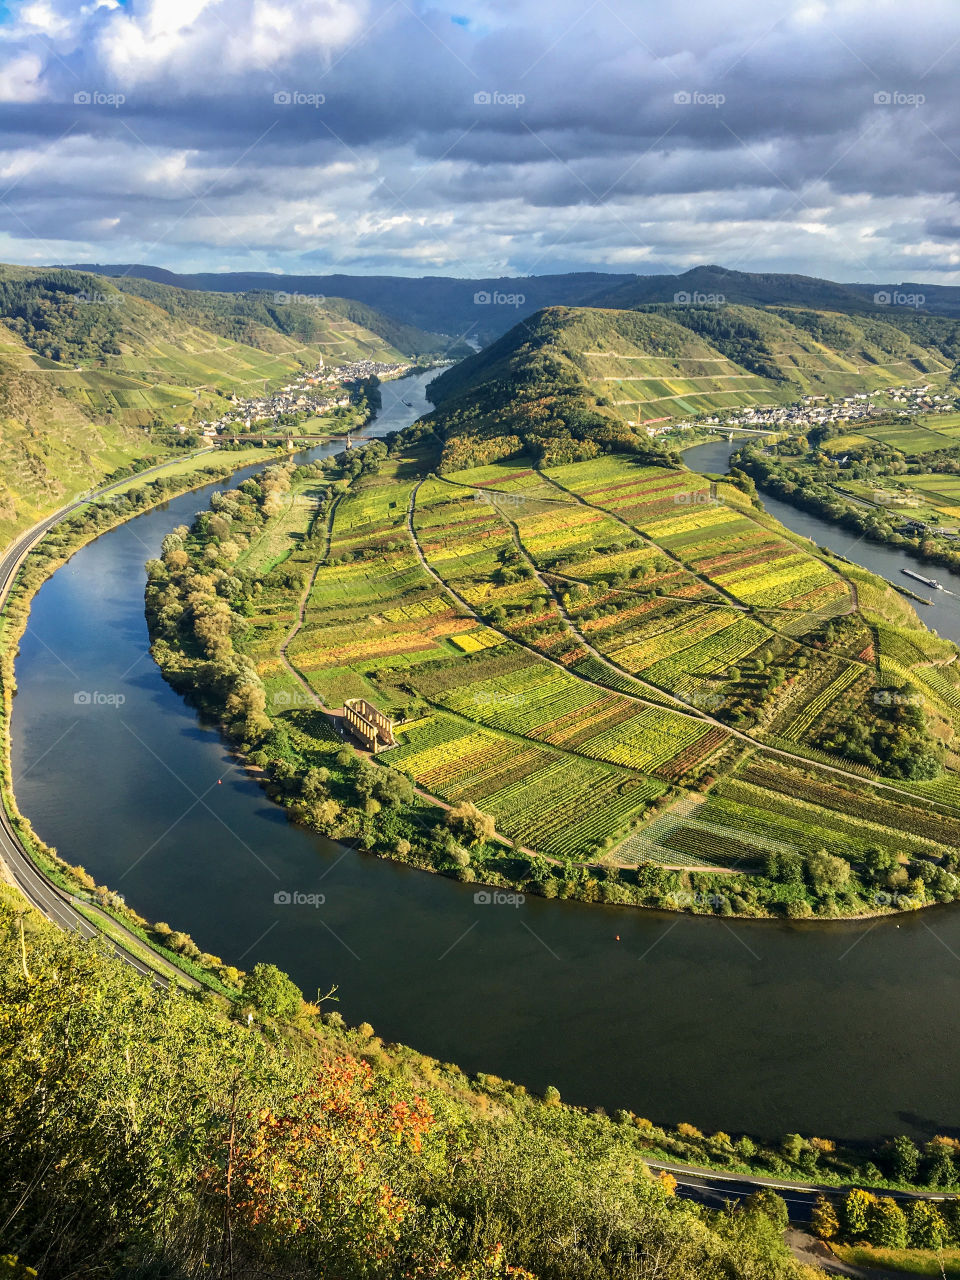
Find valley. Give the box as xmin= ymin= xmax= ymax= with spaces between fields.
xmin=10 ymin=284 xmax=960 ymax=1277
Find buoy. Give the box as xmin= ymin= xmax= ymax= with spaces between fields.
xmin=615 ymin=935 xmax=620 ymax=941
xmin=217 ymin=779 xmax=222 ymax=785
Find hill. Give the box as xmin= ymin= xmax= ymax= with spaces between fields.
xmin=587 ymin=265 xmax=875 ymax=312
xmin=66 ymin=260 xmax=960 ymax=338
xmin=421 ymin=304 xmax=956 ymax=466
xmin=104 ymin=275 xmax=465 ymax=359
xmin=68 ymin=264 xmax=638 ymax=341
xmin=0 ymin=264 xmax=418 ymax=540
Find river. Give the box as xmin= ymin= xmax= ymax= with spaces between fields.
xmin=9 ymin=405 xmax=960 ymax=1143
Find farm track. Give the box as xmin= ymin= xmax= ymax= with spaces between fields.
xmin=446 ymin=470 xmax=867 ymax=677
xmin=406 ymin=479 xmax=707 ymax=723
xmin=533 ymin=465 xmax=752 ymax=611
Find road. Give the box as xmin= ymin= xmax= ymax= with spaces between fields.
xmin=645 ymin=1159 xmax=956 ymax=1276
xmin=0 ymin=452 xmax=225 ymax=987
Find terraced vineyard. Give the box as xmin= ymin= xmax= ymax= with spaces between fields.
xmin=154 ymin=436 xmax=960 ymax=915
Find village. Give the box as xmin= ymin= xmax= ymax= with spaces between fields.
xmin=648 ymin=383 xmax=959 ymax=436
xmin=178 ymin=356 xmax=414 ymax=442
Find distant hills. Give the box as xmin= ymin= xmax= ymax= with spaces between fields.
xmin=69 ymin=265 xmax=636 ymax=342
xmin=69 ymin=261 xmax=960 ymax=341
xmin=420 ymin=303 xmax=960 ymax=470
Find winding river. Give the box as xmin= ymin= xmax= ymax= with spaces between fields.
xmin=9 ymin=407 xmax=960 ymax=1142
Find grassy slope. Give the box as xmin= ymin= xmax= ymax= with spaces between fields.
xmin=0 ymin=264 xmax=411 ymax=542
xmin=428 ymin=305 xmax=954 ymax=440
xmin=108 ymin=275 xmax=452 ymax=358
xmin=0 ymin=887 xmax=806 ymax=1280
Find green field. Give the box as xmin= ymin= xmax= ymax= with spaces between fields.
xmin=151 ymin=440 xmax=960 ymax=911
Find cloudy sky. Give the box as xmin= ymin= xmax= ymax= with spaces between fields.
xmin=0 ymin=0 xmax=957 ymax=282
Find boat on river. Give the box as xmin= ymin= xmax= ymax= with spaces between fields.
xmin=902 ymin=567 xmax=943 ymax=590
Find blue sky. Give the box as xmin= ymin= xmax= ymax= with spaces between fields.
xmin=0 ymin=0 xmax=956 ymax=282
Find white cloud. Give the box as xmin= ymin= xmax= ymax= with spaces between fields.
xmin=0 ymin=51 xmax=44 ymax=101
xmin=0 ymin=0 xmax=953 ymax=278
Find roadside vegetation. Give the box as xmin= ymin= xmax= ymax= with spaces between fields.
xmin=0 ymin=892 xmax=808 ymax=1280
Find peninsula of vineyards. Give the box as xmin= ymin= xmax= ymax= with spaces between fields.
xmin=148 ymin=307 xmax=960 ymax=920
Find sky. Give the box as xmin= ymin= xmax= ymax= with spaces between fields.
xmin=0 ymin=0 xmax=958 ymax=282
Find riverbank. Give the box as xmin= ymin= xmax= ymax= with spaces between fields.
xmin=12 ymin=395 xmax=960 ymax=1141
xmin=0 ymin=372 xmax=443 ymax=990
xmin=0 ymin=446 xmax=300 ymax=991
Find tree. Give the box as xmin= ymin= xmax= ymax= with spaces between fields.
xmin=743 ymin=1190 xmax=788 ymax=1232
xmin=806 ymin=850 xmax=851 ymax=896
xmin=222 ymin=1057 xmax=437 ymax=1272
xmin=371 ymin=767 xmax=414 ymax=808
xmin=906 ymin=1199 xmax=946 ymax=1249
xmin=888 ymin=1135 xmax=920 ymax=1182
xmin=242 ymin=963 xmax=304 ymax=1020
xmin=865 ymin=1196 xmax=908 ymax=1249
xmin=446 ymin=801 xmax=496 ymax=845
xmin=842 ymin=1188 xmax=875 ymax=1238
xmin=922 ymin=1139 xmax=956 ymax=1188
xmin=780 ymin=1133 xmax=806 ymax=1163
xmin=810 ymin=1195 xmax=839 ymax=1240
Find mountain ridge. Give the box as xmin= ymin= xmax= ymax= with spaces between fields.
xmin=65 ymin=261 xmax=960 ymax=338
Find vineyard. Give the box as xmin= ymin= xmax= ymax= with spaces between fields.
xmin=219 ymin=445 xmax=960 ymax=884
xmin=542 ymin=455 xmax=853 ymax=612
xmin=387 ymin=710 xmax=664 ymax=856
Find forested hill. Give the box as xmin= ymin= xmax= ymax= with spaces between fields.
xmin=0 ymin=263 xmax=421 ymax=542
xmin=68 ymin=260 xmax=960 ymax=338
xmin=418 ymin=303 xmax=959 ymax=469
xmin=104 ymin=275 xmax=462 ymax=359
xmin=412 ymin=307 xmax=684 ymax=471
xmin=68 ymin=264 xmax=630 ymax=342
